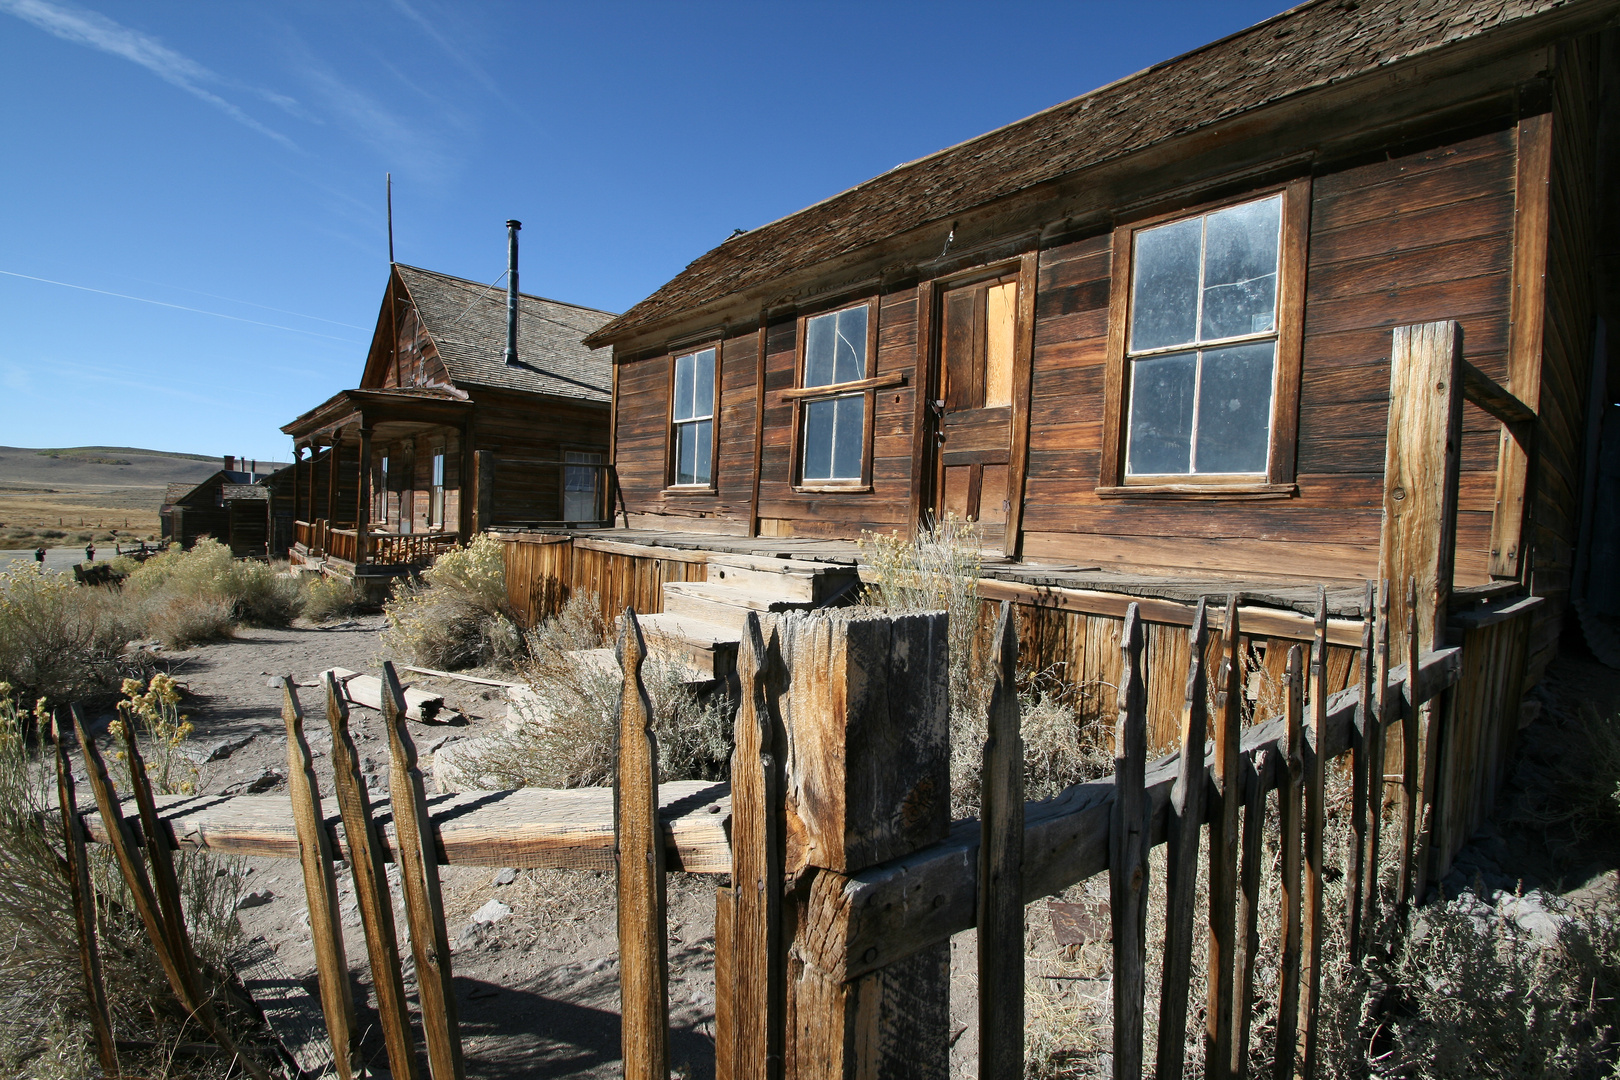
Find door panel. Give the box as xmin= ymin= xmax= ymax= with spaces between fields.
xmin=931 ymin=271 xmax=1019 ymax=548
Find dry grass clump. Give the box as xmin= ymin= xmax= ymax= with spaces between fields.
xmin=382 ymin=533 xmax=522 ymax=669
xmin=861 ymin=517 xmax=1110 ymax=815
xmin=0 ymin=687 xmax=251 ymax=1079
xmin=300 ymin=573 xmax=358 ymax=623
xmin=451 ymin=591 xmax=732 ymax=789
xmin=124 ymin=540 xmax=301 ymax=647
xmin=0 ymin=563 xmax=140 ymax=703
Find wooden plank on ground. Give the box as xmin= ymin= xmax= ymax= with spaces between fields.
xmin=979 ymin=602 xmax=1025 ymax=1080
xmin=1111 ymin=605 xmax=1149 ymax=1080
xmin=1157 ymin=599 xmax=1208 ymax=1080
xmin=281 ymin=679 xmax=357 ymax=1080
xmin=615 ymin=611 xmax=669 ymax=1080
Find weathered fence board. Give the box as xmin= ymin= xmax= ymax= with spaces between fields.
xmin=1111 ymin=606 xmax=1149 ymax=1079
xmin=979 ymin=602 xmax=1025 ymax=1080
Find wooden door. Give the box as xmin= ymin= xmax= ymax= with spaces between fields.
xmin=931 ymin=271 xmax=1020 ymax=548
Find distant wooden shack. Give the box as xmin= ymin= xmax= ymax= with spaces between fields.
xmin=160 ymin=457 xmax=289 ymax=558
xmin=282 ymin=256 xmax=614 ymax=590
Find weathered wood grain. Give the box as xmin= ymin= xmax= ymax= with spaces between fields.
xmin=324 ymin=672 xmax=418 ymax=1080
xmin=281 ymin=680 xmax=357 ymax=1079
xmin=1360 ymin=583 xmax=1393 ymax=934
xmin=979 ymin=602 xmax=1025 ymax=1080
xmin=715 ymin=885 xmax=736 ymax=1080
xmin=1299 ymin=594 xmax=1329 ymax=1079
xmin=1206 ymin=595 xmax=1243 ymax=1080
xmin=1346 ymin=581 xmax=1374 ymax=959
xmin=1397 ymin=579 xmax=1422 ymax=912
xmin=1157 ymin=599 xmax=1208 ymax=1080
xmin=52 ymin=713 xmax=117 ymax=1077
xmin=615 ymin=611 xmax=669 ymax=1080
xmin=1274 ymin=647 xmax=1305 ymax=1080
xmin=1111 ymin=605 xmax=1149 ymax=1080
xmin=727 ymin=612 xmax=784 ymax=1079
xmin=383 ymin=662 xmax=466 ymax=1080
xmin=1234 ymin=749 xmax=1268 ymax=1079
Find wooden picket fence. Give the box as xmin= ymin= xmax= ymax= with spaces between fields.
xmin=50 ymin=581 xmax=1464 ymax=1079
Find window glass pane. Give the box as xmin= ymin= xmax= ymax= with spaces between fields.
xmin=676 ymin=423 xmax=697 ymax=485
xmin=432 ymin=453 xmax=444 ymax=486
xmin=1201 ymin=195 xmax=1281 ymax=341
xmin=834 ymin=305 xmax=867 ymax=383
xmin=692 ymin=419 xmax=713 ymax=486
xmin=1193 ymin=341 xmax=1274 ymax=474
xmin=673 ymin=352 xmax=695 ymax=421
xmin=1126 ymin=351 xmax=1196 ymax=475
xmin=693 ymin=348 xmax=715 ymax=418
xmin=831 ymin=395 xmax=864 ymax=480
xmin=805 ymin=312 xmax=837 ymax=387
xmin=1130 ymin=217 xmax=1200 ymax=351
xmin=803 ymin=398 xmax=836 ymax=480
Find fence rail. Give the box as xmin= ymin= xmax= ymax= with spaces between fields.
xmin=368 ymin=530 xmax=459 ymax=566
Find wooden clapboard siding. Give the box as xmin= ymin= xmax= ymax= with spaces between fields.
xmin=469 ymin=388 xmax=609 ymax=524
xmin=1522 ymin=38 xmax=1601 ymax=684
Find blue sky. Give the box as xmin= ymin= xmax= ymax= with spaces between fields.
xmin=0 ymin=0 xmax=1290 ymax=463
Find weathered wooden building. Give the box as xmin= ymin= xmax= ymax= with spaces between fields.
xmin=160 ymin=457 xmax=290 ymax=558
xmin=284 ymin=247 xmax=615 ymax=588
xmin=548 ymin=0 xmax=1617 ymax=683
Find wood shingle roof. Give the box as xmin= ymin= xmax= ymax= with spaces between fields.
xmin=396 ymin=264 xmax=615 ymax=402
xmin=586 ymin=0 xmax=1609 ymax=346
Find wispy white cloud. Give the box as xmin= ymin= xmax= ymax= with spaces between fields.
xmin=0 ymin=0 xmax=297 ymax=147
xmin=386 ymin=0 xmax=510 ymax=105
xmin=292 ymin=53 xmax=453 ymax=184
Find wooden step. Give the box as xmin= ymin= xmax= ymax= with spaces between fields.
xmin=661 ymin=581 xmax=802 ymax=631
xmin=703 ymin=554 xmax=859 ymax=603
xmin=626 ymin=612 xmax=739 ymax=680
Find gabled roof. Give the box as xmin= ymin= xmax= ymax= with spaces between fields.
xmin=395 ymin=264 xmax=615 ymax=402
xmin=587 ymin=0 xmax=1608 ymax=346
xmin=165 ymin=470 xmax=256 ymax=508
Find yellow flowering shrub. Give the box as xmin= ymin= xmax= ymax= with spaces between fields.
xmin=382 ymin=534 xmax=520 ymax=669
xmin=108 ymin=673 xmax=196 ymax=796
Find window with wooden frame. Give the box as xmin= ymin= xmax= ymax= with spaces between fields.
xmin=668 ymin=345 xmax=718 ymax=489
xmin=787 ymin=298 xmax=893 ymax=489
xmin=429 ymin=448 xmax=445 ymax=528
xmin=1099 ymin=179 xmax=1307 ymax=495
xmin=375 ymin=454 xmax=389 ymax=524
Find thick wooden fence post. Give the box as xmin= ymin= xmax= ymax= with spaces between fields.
xmin=1206 ymin=595 xmax=1243 ymax=1080
xmin=1396 ymin=579 xmax=1422 ymax=913
xmin=382 ymin=662 xmax=465 ymax=1080
xmin=721 ymin=612 xmax=784 ymax=1080
xmin=1157 ymin=599 xmax=1208 ymax=1080
xmin=1111 ymin=605 xmax=1149 ymax=1080
xmin=1378 ymin=321 xmax=1462 ymax=819
xmin=282 ymin=679 xmax=358 ymax=1080
xmin=777 ymin=609 xmax=951 ymax=1080
xmin=616 ymin=611 xmax=669 ymax=1080
xmin=979 ymin=602 xmax=1024 ymax=1080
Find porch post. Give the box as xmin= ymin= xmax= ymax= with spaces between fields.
xmin=356 ymin=428 xmax=372 ymax=568
xmin=460 ymin=419 xmax=476 ymax=539
xmin=326 ymin=435 xmax=339 ymax=528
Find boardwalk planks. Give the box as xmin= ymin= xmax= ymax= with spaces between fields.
xmin=615 ymin=610 xmax=670 ymax=1080
xmin=979 ymin=601 xmax=1025 ymax=1080
xmin=1111 ymin=605 xmax=1149 ymax=1080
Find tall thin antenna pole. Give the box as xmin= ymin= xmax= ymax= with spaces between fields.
xmin=386 ymin=173 xmax=395 ymax=265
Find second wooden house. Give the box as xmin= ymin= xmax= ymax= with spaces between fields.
xmin=284 ymin=224 xmax=615 ymax=590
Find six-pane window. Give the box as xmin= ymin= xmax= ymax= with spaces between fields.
xmin=671 ymin=347 xmax=716 ymax=486
xmin=801 ymin=304 xmax=868 ymax=482
xmin=1126 ymin=193 xmax=1282 ymax=477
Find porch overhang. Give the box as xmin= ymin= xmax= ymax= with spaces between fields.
xmin=281 ymin=387 xmax=473 ymax=445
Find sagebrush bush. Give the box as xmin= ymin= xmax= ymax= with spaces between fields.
xmin=0 ymin=687 xmax=248 ymax=1079
xmin=0 ymin=565 xmax=138 ymax=703
xmin=301 ymin=573 xmax=358 ymax=623
xmin=450 ymin=592 xmax=732 ymax=788
xmin=124 ymin=540 xmax=301 ymax=642
xmin=382 ymin=534 xmax=522 ymax=669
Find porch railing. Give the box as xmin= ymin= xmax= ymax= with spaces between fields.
xmin=325 ymin=527 xmax=357 ymax=564
xmin=369 ymin=531 xmax=459 ymax=566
